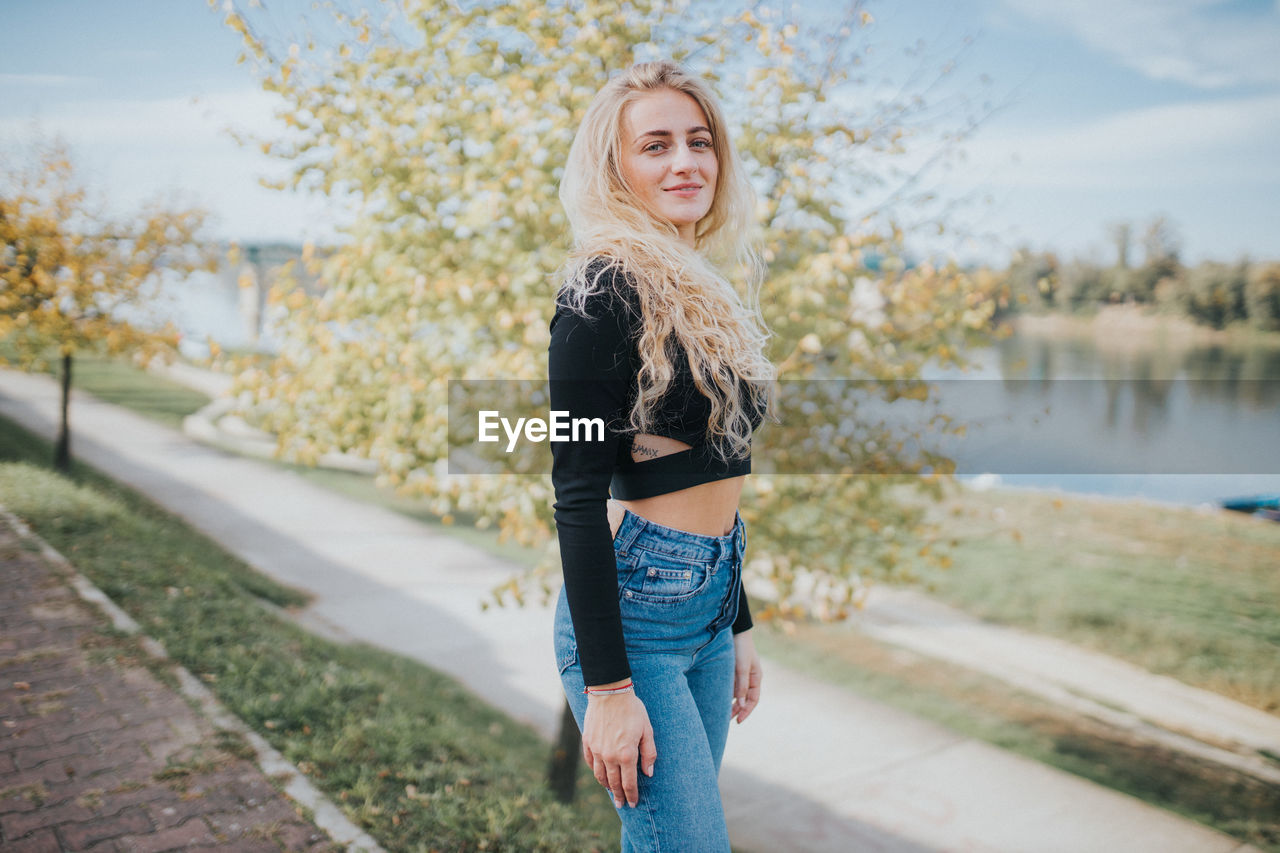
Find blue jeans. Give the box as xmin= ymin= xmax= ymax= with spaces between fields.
xmin=554 ymin=507 xmax=746 ymax=853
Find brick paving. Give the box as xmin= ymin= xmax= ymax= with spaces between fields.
xmin=0 ymin=516 xmax=342 ymax=852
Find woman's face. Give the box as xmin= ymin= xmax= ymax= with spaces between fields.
xmin=618 ymin=88 xmax=719 ymax=247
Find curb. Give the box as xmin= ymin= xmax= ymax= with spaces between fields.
xmin=0 ymin=503 xmax=388 ymax=853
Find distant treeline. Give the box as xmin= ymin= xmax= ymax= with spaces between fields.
xmin=992 ymin=216 xmax=1280 ymax=331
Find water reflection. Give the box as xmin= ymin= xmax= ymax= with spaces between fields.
xmin=995 ymin=333 xmax=1280 ymax=382
xmin=933 ymin=331 xmax=1280 ymax=506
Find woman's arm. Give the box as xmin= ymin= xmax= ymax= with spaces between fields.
xmin=548 ymin=262 xmax=637 ymax=686
xmin=549 ymin=261 xmax=657 ymax=808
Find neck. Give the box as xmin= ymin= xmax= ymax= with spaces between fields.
xmin=677 ymin=223 xmax=696 ymax=249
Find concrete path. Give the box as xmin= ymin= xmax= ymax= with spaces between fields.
xmin=0 ymin=367 xmax=1262 ymax=853
xmin=858 ymin=586 xmax=1280 ymax=786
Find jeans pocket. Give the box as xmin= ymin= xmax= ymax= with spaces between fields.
xmin=553 ymin=586 xmax=579 ymax=675
xmin=557 ymin=642 xmax=578 ymax=675
xmin=621 ymin=548 xmax=713 ymax=604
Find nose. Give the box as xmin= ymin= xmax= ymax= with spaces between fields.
xmin=671 ymin=142 xmax=699 ymax=175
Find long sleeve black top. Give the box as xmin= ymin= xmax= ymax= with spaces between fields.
xmin=548 ymin=258 xmax=755 ymax=686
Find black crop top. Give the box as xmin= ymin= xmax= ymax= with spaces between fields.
xmin=548 ymin=257 xmax=759 ymax=686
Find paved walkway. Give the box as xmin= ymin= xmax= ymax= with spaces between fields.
xmin=0 ymin=367 xmax=1265 ymax=853
xmin=0 ymin=512 xmax=340 ymax=852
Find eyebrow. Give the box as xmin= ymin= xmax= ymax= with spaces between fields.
xmin=634 ymin=126 xmax=712 ymax=144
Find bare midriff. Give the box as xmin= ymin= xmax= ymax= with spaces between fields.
xmin=607 ymin=433 xmax=745 ymax=540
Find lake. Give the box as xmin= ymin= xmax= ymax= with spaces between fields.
xmin=926 ymin=317 xmax=1280 ymax=509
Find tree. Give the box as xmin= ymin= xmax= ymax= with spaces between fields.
xmin=996 ymin=246 xmax=1059 ymax=315
xmin=1141 ymin=215 xmax=1181 ymax=268
xmin=1184 ymin=259 xmax=1249 ymax=330
xmin=218 ymin=0 xmax=1000 ymax=602
xmin=215 ymin=0 xmax=1003 ymax=805
xmin=0 ymin=136 xmax=215 ymax=470
xmin=1108 ymin=222 xmax=1131 ymax=270
xmin=1244 ymin=261 xmax=1280 ymax=331
xmin=1056 ymin=258 xmax=1108 ymax=313
xmin=1129 ymin=214 xmax=1182 ymax=303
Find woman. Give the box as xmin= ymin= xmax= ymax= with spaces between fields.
xmin=548 ymin=59 xmax=774 ymax=851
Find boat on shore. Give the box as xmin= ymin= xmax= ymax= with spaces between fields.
xmin=1221 ymin=494 xmax=1280 ymax=521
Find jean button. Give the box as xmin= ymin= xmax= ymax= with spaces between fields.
xmin=648 ymin=568 xmax=656 ymax=577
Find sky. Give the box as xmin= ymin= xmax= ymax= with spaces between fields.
xmin=2 ymin=0 xmax=1278 ymax=267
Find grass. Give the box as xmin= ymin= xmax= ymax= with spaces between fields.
xmin=9 ymin=353 xmax=1280 ymax=849
xmin=0 ymin=418 xmax=620 ymax=852
xmin=64 ymin=356 xmax=212 ymax=428
xmin=911 ymin=485 xmax=1280 ymax=715
xmin=0 ymin=349 xmax=211 ymax=429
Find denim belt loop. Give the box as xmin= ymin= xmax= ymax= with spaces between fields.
xmin=614 ymin=509 xmax=645 ymax=557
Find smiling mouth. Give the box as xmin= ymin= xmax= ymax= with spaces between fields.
xmin=665 ymin=185 xmax=702 ymax=192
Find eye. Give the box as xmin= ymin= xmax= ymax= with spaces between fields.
xmin=692 ymin=138 xmax=713 ymax=149
xmin=643 ymin=142 xmax=665 ymax=153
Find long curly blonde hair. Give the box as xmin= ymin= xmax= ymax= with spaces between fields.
xmin=556 ymin=59 xmax=776 ymax=463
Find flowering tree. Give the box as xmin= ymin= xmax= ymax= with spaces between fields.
xmin=217 ymin=0 xmax=1003 ymax=621
xmin=0 ymin=137 xmax=216 ymax=470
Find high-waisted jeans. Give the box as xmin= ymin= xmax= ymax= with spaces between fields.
xmin=554 ymin=507 xmax=746 ymax=853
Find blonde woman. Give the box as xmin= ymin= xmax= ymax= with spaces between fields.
xmin=548 ymin=60 xmax=774 ymax=850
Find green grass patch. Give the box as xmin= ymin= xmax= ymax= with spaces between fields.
xmin=66 ymin=355 xmax=211 ymax=427
xmin=0 ymin=349 xmax=210 ymax=428
xmin=911 ymin=486 xmax=1280 ymax=715
xmin=0 ymin=418 xmax=618 ymax=851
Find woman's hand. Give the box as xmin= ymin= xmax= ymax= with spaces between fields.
xmin=732 ymin=629 xmax=763 ymax=724
xmin=581 ymin=688 xmax=657 ymax=809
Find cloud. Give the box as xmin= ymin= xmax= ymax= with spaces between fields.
xmin=0 ymin=88 xmax=289 ymax=149
xmin=0 ymin=73 xmax=95 ymax=87
xmin=999 ymin=0 xmax=1280 ymax=88
xmin=0 ymin=88 xmax=343 ymax=244
xmin=947 ymin=93 xmax=1280 ymax=190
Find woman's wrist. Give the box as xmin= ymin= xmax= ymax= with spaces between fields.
xmin=584 ymin=678 xmax=634 ymax=697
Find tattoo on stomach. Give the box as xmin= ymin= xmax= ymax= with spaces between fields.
xmin=630 ymin=434 xmax=692 ymax=464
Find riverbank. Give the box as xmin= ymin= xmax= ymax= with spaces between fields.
xmin=1010 ymin=304 xmax=1280 ymax=350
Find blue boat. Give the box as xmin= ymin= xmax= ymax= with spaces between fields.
xmin=1222 ymin=494 xmax=1280 ymax=521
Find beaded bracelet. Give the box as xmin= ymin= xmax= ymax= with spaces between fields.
xmin=583 ymin=679 xmax=634 ymax=696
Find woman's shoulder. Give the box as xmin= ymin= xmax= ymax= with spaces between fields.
xmin=558 ymin=256 xmax=641 ymax=320
xmin=585 ymin=255 xmax=640 ymax=298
